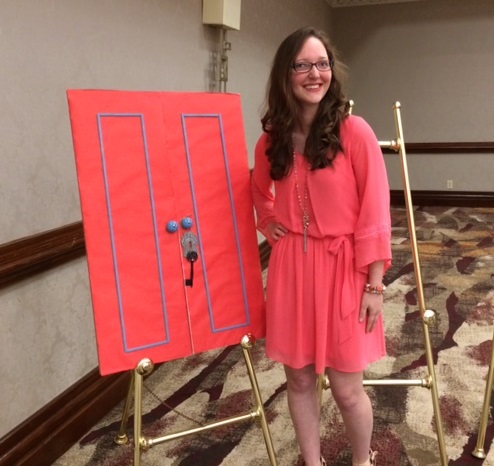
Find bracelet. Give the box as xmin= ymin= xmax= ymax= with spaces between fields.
xmin=364 ymin=283 xmax=386 ymax=294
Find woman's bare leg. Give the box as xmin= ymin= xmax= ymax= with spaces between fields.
xmin=327 ymin=368 xmax=373 ymax=465
xmin=284 ymin=364 xmax=322 ymax=466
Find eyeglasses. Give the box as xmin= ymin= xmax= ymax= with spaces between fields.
xmin=291 ymin=59 xmax=334 ymax=73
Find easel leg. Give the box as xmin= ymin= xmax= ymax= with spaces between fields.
xmin=317 ymin=374 xmax=329 ymax=407
xmin=392 ymin=103 xmax=448 ymax=465
xmin=134 ymin=359 xmax=154 ymax=466
xmin=115 ymin=371 xmax=135 ymax=444
xmin=241 ymin=334 xmax=278 ymax=466
xmin=134 ymin=366 xmax=143 ymax=466
xmin=472 ymin=326 xmax=494 ymax=458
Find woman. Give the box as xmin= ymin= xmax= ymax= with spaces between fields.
xmin=251 ymin=27 xmax=392 ymax=466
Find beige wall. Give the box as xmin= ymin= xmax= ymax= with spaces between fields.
xmin=332 ymin=0 xmax=494 ymax=191
xmin=0 ymin=0 xmax=332 ymax=438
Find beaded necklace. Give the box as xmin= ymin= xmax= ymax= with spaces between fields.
xmin=293 ymin=145 xmax=311 ymax=253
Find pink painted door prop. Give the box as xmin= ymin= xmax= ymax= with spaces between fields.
xmin=67 ymin=90 xmax=265 ymax=375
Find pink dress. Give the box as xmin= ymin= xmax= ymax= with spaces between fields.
xmin=251 ymin=115 xmax=392 ymax=374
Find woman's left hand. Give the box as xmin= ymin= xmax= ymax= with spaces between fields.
xmin=359 ymin=293 xmax=383 ymax=333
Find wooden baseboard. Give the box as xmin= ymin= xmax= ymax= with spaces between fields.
xmin=0 ymin=369 xmax=130 ymax=466
xmin=390 ymin=190 xmax=494 ymax=207
xmin=2 ymin=189 xmax=494 ymax=466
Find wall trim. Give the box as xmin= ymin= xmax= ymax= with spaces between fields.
xmin=1 ymin=188 xmax=494 ymax=465
xmin=382 ymin=141 xmax=494 ymax=154
xmin=0 ymin=222 xmax=85 ymax=289
xmin=390 ymin=190 xmax=494 ymax=207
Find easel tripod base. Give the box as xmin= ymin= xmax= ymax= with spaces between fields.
xmin=114 ymin=333 xmax=278 ymax=466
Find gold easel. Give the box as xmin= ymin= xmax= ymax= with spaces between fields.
xmin=115 ymin=334 xmax=278 ymax=465
xmin=472 ymin=326 xmax=494 ymax=458
xmin=319 ymin=102 xmax=448 ymax=465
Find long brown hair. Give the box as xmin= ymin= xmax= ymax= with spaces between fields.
xmin=261 ymin=27 xmax=350 ymax=180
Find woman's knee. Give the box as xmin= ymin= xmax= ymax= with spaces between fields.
xmin=327 ymin=369 xmax=365 ymax=411
xmin=331 ymin=384 xmax=364 ymax=411
xmin=284 ymin=365 xmax=317 ymax=393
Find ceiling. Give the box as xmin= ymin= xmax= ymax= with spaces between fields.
xmin=327 ymin=0 xmax=426 ymax=7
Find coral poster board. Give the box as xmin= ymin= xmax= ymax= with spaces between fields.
xmin=67 ymin=90 xmax=265 ymax=375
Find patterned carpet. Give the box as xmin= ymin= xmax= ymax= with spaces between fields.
xmin=54 ymin=206 xmax=494 ymax=466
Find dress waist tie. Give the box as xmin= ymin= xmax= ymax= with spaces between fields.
xmin=327 ymin=235 xmax=356 ymax=344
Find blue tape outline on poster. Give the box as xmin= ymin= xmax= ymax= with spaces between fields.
xmin=182 ymin=113 xmax=251 ymax=332
xmin=97 ymin=113 xmax=171 ymax=353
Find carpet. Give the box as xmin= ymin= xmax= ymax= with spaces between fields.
xmin=53 ymin=206 xmax=494 ymax=466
